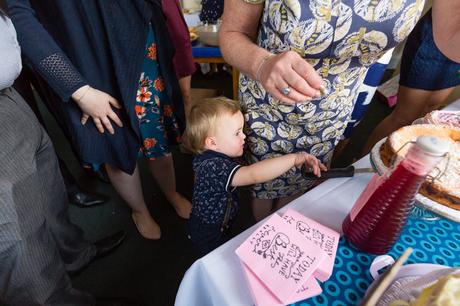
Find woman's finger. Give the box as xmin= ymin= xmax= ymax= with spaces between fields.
xmin=101 ymin=116 xmax=115 ymax=134
xmin=270 ymin=87 xmax=298 ymax=104
xmin=264 ymin=81 xmax=298 ymax=104
xmin=107 ymin=111 xmax=124 ymax=128
xmin=292 ymin=56 xmax=325 ymax=90
xmin=283 ymin=67 xmax=319 ymax=98
xmin=108 ymin=97 xmax=122 ymax=109
xmin=278 ymin=77 xmax=313 ymax=103
xmin=81 ymin=113 xmax=90 ymax=125
xmin=92 ymin=118 xmax=105 ymax=133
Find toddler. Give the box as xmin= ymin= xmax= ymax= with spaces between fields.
xmin=183 ymin=97 xmax=326 ymax=256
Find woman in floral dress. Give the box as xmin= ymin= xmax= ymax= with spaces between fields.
xmin=220 ymin=0 xmax=425 ymax=220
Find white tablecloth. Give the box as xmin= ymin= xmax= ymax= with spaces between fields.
xmin=175 ymin=158 xmax=371 ymax=306
xmin=175 ymin=99 xmax=460 ymax=306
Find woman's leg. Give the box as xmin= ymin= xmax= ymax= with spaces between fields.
xmin=361 ymin=86 xmax=451 ymax=156
xmin=251 ymin=198 xmax=274 ymax=222
xmin=146 ymin=154 xmax=192 ymax=219
xmin=105 ymin=163 xmax=161 ymax=240
xmin=423 ymin=87 xmax=455 ymax=114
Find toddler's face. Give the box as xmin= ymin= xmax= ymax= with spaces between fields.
xmin=212 ymin=111 xmax=246 ymax=157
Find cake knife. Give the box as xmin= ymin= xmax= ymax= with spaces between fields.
xmin=301 ymin=165 xmax=375 ymax=179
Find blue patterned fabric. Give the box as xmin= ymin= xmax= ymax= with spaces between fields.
xmin=240 ymin=0 xmax=425 ymax=199
xmin=135 ymin=27 xmax=181 ymax=160
xmin=291 ymin=216 xmax=460 ymax=306
xmin=399 ymin=9 xmax=460 ymax=91
xmin=190 ymin=150 xmax=242 ymax=225
xmin=343 ymin=60 xmax=389 ymax=139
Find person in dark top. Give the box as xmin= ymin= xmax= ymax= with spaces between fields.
xmin=183 ymin=97 xmax=326 ymax=256
xmin=200 ymin=0 xmax=224 ymax=24
xmin=361 ymin=7 xmax=460 ymax=155
xmin=7 ymin=0 xmax=192 ymax=239
xmin=162 ymin=0 xmax=196 ymax=116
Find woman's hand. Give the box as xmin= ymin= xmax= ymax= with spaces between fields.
xmin=72 ymin=85 xmax=123 ymax=134
xmin=258 ymin=51 xmax=325 ymax=104
xmin=294 ymin=152 xmax=327 ymax=177
xmin=178 ymin=75 xmax=192 ymax=118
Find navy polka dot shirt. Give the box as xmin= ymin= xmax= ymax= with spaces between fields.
xmin=191 ymin=150 xmax=241 ymax=225
xmin=199 ymin=0 xmax=224 ymax=24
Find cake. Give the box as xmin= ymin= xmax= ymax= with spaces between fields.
xmin=424 ymin=110 xmax=460 ymax=128
xmin=380 ymin=124 xmax=460 ymax=210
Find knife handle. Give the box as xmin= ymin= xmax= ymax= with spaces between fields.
xmin=301 ymin=165 xmax=355 ymax=179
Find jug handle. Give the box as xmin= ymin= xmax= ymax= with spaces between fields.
xmin=369 ymin=255 xmax=395 ymax=280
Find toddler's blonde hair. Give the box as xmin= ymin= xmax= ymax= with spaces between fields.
xmin=183 ymin=97 xmax=241 ymax=154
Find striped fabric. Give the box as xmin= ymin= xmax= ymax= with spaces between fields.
xmin=0 ymin=88 xmax=96 ymax=305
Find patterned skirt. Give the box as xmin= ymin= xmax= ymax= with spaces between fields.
xmin=135 ymin=27 xmax=181 ymax=159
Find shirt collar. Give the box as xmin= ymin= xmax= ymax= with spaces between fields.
xmin=200 ymin=150 xmax=232 ymax=160
xmin=193 ymin=150 xmax=234 ymax=168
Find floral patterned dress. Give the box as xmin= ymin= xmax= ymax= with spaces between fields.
xmin=240 ymin=0 xmax=425 ymax=199
xmin=135 ymin=27 xmax=181 ymax=159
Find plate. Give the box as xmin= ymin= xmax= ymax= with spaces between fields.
xmin=369 ymin=138 xmax=460 ymax=222
xmin=365 ymin=262 xmax=453 ymax=306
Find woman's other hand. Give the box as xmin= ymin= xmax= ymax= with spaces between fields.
xmin=294 ymin=152 xmax=327 ymax=177
xmin=258 ymin=51 xmax=325 ymax=104
xmin=72 ymin=85 xmax=123 ymax=134
xmin=178 ymin=75 xmax=192 ymax=118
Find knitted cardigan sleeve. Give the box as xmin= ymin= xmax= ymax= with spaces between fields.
xmin=7 ymin=0 xmax=87 ymax=101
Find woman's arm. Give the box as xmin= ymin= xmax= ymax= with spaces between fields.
xmin=231 ymin=152 xmax=326 ymax=187
xmin=7 ymin=0 xmax=87 ymax=101
xmin=7 ymin=0 xmax=123 ymax=134
xmin=162 ymin=0 xmax=196 ymax=117
xmin=432 ymin=1 xmax=460 ymax=63
xmin=219 ymin=0 xmax=265 ymax=79
xmin=220 ymin=0 xmax=324 ymax=103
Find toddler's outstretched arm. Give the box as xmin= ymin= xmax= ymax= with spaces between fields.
xmin=231 ymin=152 xmax=326 ymax=187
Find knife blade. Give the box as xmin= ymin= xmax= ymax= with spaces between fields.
xmin=301 ymin=165 xmax=375 ymax=179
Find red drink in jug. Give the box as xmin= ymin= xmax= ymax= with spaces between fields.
xmin=342 ymin=136 xmax=448 ymax=254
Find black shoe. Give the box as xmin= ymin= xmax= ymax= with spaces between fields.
xmin=69 ymin=231 xmax=126 ymax=276
xmin=69 ymin=191 xmax=109 ymax=207
xmin=94 ymin=230 xmax=126 ymax=259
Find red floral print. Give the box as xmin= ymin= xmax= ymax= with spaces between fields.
xmin=143 ymin=138 xmax=157 ymax=149
xmin=135 ymin=105 xmax=146 ymax=119
xmin=147 ymin=43 xmax=157 ymax=60
xmin=163 ymin=105 xmax=173 ymax=117
xmin=153 ymin=77 xmax=165 ymax=92
xmin=137 ymin=87 xmax=152 ymax=103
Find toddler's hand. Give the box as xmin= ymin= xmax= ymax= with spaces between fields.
xmin=294 ymin=152 xmax=327 ymax=177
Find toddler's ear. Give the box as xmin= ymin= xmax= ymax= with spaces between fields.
xmin=204 ymin=136 xmax=217 ymax=150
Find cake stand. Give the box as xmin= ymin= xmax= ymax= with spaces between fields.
xmin=369 ymin=138 xmax=460 ymax=222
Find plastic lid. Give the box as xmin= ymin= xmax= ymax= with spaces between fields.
xmin=416 ymin=136 xmax=450 ymax=156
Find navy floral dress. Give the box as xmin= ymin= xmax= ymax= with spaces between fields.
xmin=240 ymin=0 xmax=425 ymax=199
xmin=135 ymin=27 xmax=181 ymax=159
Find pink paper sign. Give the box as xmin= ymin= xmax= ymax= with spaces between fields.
xmin=235 ymin=214 xmax=326 ymax=303
xmin=241 ymin=263 xmax=322 ymax=306
xmin=282 ymin=209 xmax=340 ymax=282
